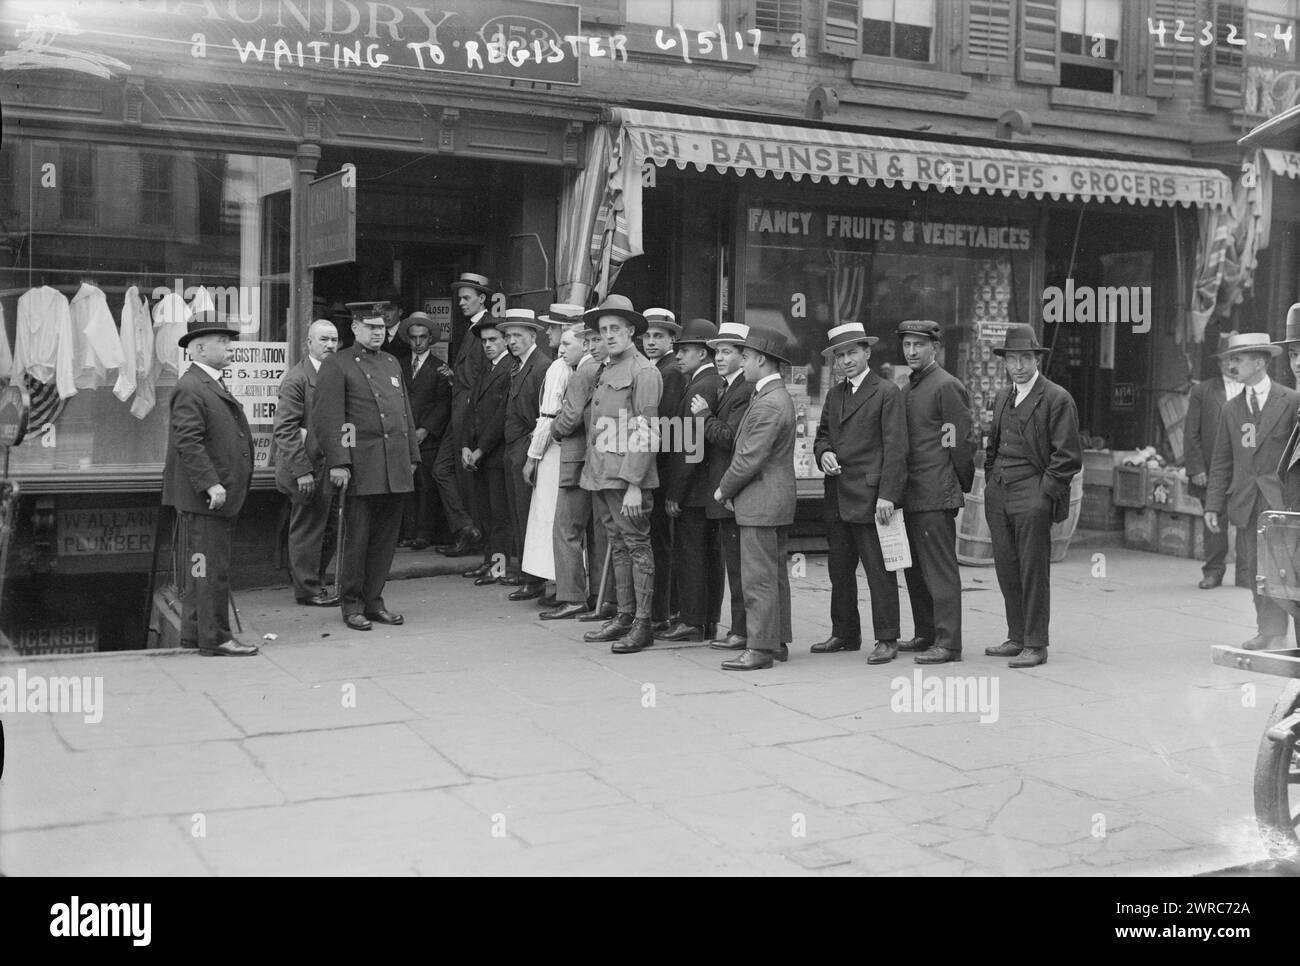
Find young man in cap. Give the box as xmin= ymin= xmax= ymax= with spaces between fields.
xmin=500 ymin=307 xmax=552 ymax=599
xmin=983 ymin=323 xmax=1082 ymax=667
xmin=1206 ymin=331 xmax=1300 ymax=650
xmin=460 ymin=316 xmax=514 ymax=586
xmin=813 ymin=323 xmax=908 ymax=665
xmin=896 ymin=320 xmax=975 ymax=666
xmin=400 ymin=311 xmax=452 ymax=550
xmin=659 ymin=318 xmax=725 ymax=642
xmin=1185 ymin=333 xmax=1243 ymax=590
xmin=580 ymin=295 xmax=663 ymax=653
xmin=714 ymin=326 xmax=796 ymax=671
xmin=273 ymin=318 xmax=340 ymax=607
xmin=163 ymin=311 xmax=258 ymax=656
xmin=642 ymin=307 xmax=685 ymax=631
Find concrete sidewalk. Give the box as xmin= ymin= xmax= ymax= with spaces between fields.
xmin=0 ymin=542 xmax=1284 ymax=876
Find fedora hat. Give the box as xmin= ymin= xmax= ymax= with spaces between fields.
xmin=734 ymin=325 xmax=793 ymax=366
xmin=823 ymin=322 xmax=878 ymax=356
xmin=178 ymin=310 xmax=241 ymax=348
xmin=992 ymin=323 xmax=1051 ymax=357
xmin=538 ymin=302 xmax=585 ymax=326
xmin=707 ymin=321 xmax=750 ymax=348
xmin=499 ymin=307 xmax=544 ymax=332
xmin=398 ymin=311 xmax=439 ymax=343
xmin=643 ymin=307 xmax=681 ymax=336
xmin=896 ymin=319 xmax=942 ymax=341
xmin=583 ymin=294 xmax=647 ymax=335
xmin=1217 ymin=331 xmax=1281 ymax=358
xmin=1274 ymin=306 xmax=1300 ymax=348
xmin=450 ymin=272 xmax=493 ymax=297
xmin=673 ymin=318 xmax=719 ymax=347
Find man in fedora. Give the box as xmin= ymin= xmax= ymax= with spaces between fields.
xmin=431 ymin=272 xmax=491 ymax=558
xmin=313 ymin=307 xmax=420 ymax=631
xmin=642 ymin=307 xmax=686 ymax=632
xmin=580 ymin=295 xmax=663 ymax=653
xmin=812 ymin=322 xmax=908 ymax=665
xmin=659 ymin=318 xmax=725 ymax=642
xmin=163 ymin=311 xmax=258 ymax=656
xmin=461 ymin=314 xmax=514 ymax=587
xmin=714 ymin=325 xmax=796 ymax=671
xmin=1276 ymin=307 xmax=1300 ymax=515
xmin=400 ymin=311 xmax=452 ymax=550
xmin=983 ymin=323 xmax=1082 ymax=668
xmin=896 ymin=320 xmax=975 ymax=666
xmin=500 ymin=307 xmax=552 ymax=600
xmin=1186 ymin=331 xmax=1243 ymax=590
xmin=1206 ymin=331 xmax=1300 ymax=650
xmin=273 ymin=318 xmax=340 ymax=607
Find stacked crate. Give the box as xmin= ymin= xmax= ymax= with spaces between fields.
xmin=1079 ymin=450 xmax=1124 ymax=530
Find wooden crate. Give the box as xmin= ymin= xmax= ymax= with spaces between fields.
xmin=1113 ymin=465 xmax=1148 ymax=508
xmin=1080 ymin=483 xmax=1124 ymax=530
xmin=1124 ymin=507 xmax=1159 ymax=552
xmin=1156 ymin=510 xmax=1195 ymax=558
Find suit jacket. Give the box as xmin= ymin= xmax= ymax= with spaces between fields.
xmin=273 ymin=358 xmax=330 ymax=505
xmin=719 ymin=376 xmax=796 ymax=527
xmin=1185 ymin=376 xmax=1229 ymax=497
xmin=405 ymin=352 xmax=452 ymax=453
xmin=702 ymin=373 xmax=754 ymax=519
xmin=1277 ymin=409 xmax=1300 ymax=511
xmin=504 ymin=345 xmax=551 ymax=447
xmin=1207 ymin=381 xmax=1300 ymax=528
xmin=313 ymin=346 xmax=420 ymax=496
xmin=553 ymin=356 xmax=601 ymax=488
xmin=451 ymin=312 xmax=488 ymax=403
xmin=655 ymin=354 xmax=686 ymax=472
xmin=814 ymin=371 xmax=908 ymax=524
xmin=665 ymin=363 xmax=724 ymax=507
xmin=381 ymin=329 xmax=411 ymax=364
xmin=163 ymin=366 xmax=255 ymax=518
xmin=985 ymin=375 xmax=1084 ymax=523
xmin=902 ymin=362 xmax=975 ymax=512
xmin=464 ymin=355 xmax=512 ymax=469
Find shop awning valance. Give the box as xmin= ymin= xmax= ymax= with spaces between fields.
xmin=1263 ymin=148 xmax=1300 ymax=179
xmin=611 ymin=109 xmax=1232 ymax=211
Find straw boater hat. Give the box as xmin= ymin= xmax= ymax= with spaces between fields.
xmin=673 ymin=318 xmax=719 ymax=347
xmin=707 ymin=321 xmax=750 ymax=348
xmin=583 ymin=294 xmax=647 ymax=336
xmin=1217 ymin=331 xmax=1281 ymax=358
xmin=178 ymin=310 xmax=241 ymax=348
xmin=1273 ymin=306 xmax=1300 ymax=348
xmin=733 ymin=325 xmax=793 ymax=366
xmin=992 ymin=323 xmax=1052 ymax=357
xmin=643 ymin=308 xmax=681 ymax=336
xmin=896 ymin=319 xmax=942 ymax=342
xmin=538 ymin=302 xmax=585 ymax=326
xmin=499 ymin=307 xmax=543 ymax=332
xmin=450 ymin=272 xmax=492 ymax=297
xmin=397 ymin=311 xmax=438 ymax=343
xmin=823 ymin=322 xmax=878 ymax=356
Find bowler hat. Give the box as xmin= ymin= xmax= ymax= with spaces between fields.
xmin=500 ymin=307 xmax=544 ymax=333
xmin=538 ymin=302 xmax=585 ymax=326
xmin=896 ymin=319 xmax=942 ymax=341
xmin=178 ymin=310 xmax=241 ymax=348
xmin=823 ymin=322 xmax=878 ymax=356
xmin=707 ymin=321 xmax=750 ymax=348
xmin=398 ymin=311 xmax=439 ymax=343
xmin=450 ymin=272 xmax=493 ymax=297
xmin=1217 ymin=331 xmax=1282 ymax=358
xmin=673 ymin=318 xmax=719 ymax=347
xmin=643 ymin=307 xmax=681 ymax=336
xmin=1273 ymin=305 xmax=1300 ymax=348
xmin=992 ymin=323 xmax=1051 ymax=357
xmin=734 ymin=325 xmax=793 ymax=366
xmin=584 ymin=295 xmax=647 ymax=336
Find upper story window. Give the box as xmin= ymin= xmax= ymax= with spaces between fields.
xmin=1209 ymin=0 xmax=1300 ymax=114
xmin=625 ymin=0 xmax=722 ymax=30
xmin=861 ymin=0 xmax=936 ymax=62
xmin=140 ymin=153 xmax=174 ymax=228
xmin=60 ymin=146 xmax=94 ymax=224
xmin=1058 ymin=0 xmax=1122 ymax=91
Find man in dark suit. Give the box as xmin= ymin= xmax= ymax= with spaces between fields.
xmin=399 ymin=311 xmax=452 ymax=550
xmin=1207 ymin=331 xmax=1300 ymax=650
xmin=313 ymin=309 xmax=421 ymax=631
xmin=659 ymin=318 xmax=724 ymax=642
xmin=697 ymin=322 xmax=755 ymax=652
xmin=896 ymin=320 xmax=975 ymax=666
xmin=642 ymin=307 xmax=685 ymax=632
xmin=500 ymin=308 xmax=552 ymax=599
xmin=1186 ymin=333 xmax=1239 ymax=590
xmin=983 ymin=324 xmax=1083 ymax=668
xmin=715 ymin=326 xmax=796 ymax=671
xmin=163 ymin=311 xmax=257 ymax=656
xmin=812 ymin=322 xmax=908 ymax=665
xmin=273 ymin=319 xmax=340 ymax=607
xmin=1276 ymin=307 xmax=1300 ymax=515
xmin=460 ymin=317 xmax=514 ymax=586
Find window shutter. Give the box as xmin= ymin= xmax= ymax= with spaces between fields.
xmin=1018 ymin=0 xmax=1060 ymax=85
xmin=963 ymin=0 xmax=1014 ymax=75
xmin=821 ymin=0 xmax=862 ymax=58
xmin=756 ymin=0 xmax=803 ymax=34
xmin=1208 ymin=1 xmax=1246 ymax=108
xmin=582 ymin=0 xmax=625 ymax=27
xmin=1148 ymin=0 xmax=1201 ymax=95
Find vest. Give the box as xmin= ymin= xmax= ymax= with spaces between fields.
xmin=994 ymin=398 xmax=1038 ymax=484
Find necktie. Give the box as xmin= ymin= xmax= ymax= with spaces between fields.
xmin=413 ymin=356 xmax=422 ymax=378
xmin=218 ymin=377 xmax=229 ymax=394
xmin=1250 ymin=389 xmax=1260 ymax=416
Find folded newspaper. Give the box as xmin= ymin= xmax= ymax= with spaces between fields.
xmin=878 ymin=510 xmax=912 ymax=571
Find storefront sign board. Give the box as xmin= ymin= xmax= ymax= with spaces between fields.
xmin=57 ymin=507 xmax=157 ymax=556
xmin=308 ymin=169 xmax=356 ymax=270
xmin=179 ymin=341 xmax=288 ymax=468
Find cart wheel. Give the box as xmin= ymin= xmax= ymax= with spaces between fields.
xmin=1253 ymin=679 xmax=1300 ymax=861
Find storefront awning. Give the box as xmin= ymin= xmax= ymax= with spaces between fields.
xmin=611 ymin=109 xmax=1232 ymax=211
xmin=1262 ymin=147 xmax=1300 ymax=179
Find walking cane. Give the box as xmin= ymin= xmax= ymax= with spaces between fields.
xmin=333 ymin=479 xmax=347 ymax=599
xmin=594 ymin=540 xmax=613 ymax=613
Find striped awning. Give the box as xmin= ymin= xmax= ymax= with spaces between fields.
xmin=612 ymin=109 xmax=1232 ymax=211
xmin=1263 ymin=147 xmax=1300 ymax=179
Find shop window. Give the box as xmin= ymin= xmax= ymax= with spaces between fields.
xmin=626 ymin=0 xmax=722 ymax=31
xmin=60 ymin=146 xmax=95 ymax=225
xmin=1058 ymin=0 xmax=1122 ymax=92
xmin=139 ymin=153 xmax=173 ymax=228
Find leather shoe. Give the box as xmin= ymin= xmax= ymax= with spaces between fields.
xmin=710 ymin=634 xmax=747 ymax=650
xmin=473 ymin=574 xmax=499 ymax=586
xmin=897 ymin=637 xmax=933 ymax=652
xmin=1242 ymin=634 xmax=1286 ymax=651
xmin=1198 ymin=575 xmax=1224 ymax=590
xmin=398 ymin=538 xmax=414 ymax=548
xmin=443 ymin=527 xmax=484 ymax=557
xmin=577 ymin=603 xmax=618 ymax=623
xmin=344 ymin=614 xmax=373 ymax=631
xmin=498 ymin=574 xmax=525 ymax=587
xmin=583 ymin=613 xmax=634 ymax=642
xmin=611 ymin=618 xmax=654 ymax=654
xmin=540 ymin=601 xmax=588 ymax=620
xmin=773 ymin=643 xmax=789 ymax=663
xmin=411 ymin=537 xmax=431 ymax=550
xmin=1009 ymin=646 xmax=1048 ymax=668
xmin=365 ymin=610 xmax=403 ymax=626
xmin=462 ymin=562 xmax=491 ymax=579
xmin=200 ymin=639 xmax=259 ymax=657
xmin=655 ymin=622 xmax=705 ymax=642
xmin=866 ymin=640 xmax=898 ymax=665
xmin=538 ymin=593 xmax=559 ymax=608
xmin=985 ymin=640 xmax=1024 ymax=657
xmin=507 ymin=583 xmax=546 ymax=602
xmin=297 ymin=593 xmax=340 ymax=607
xmin=810 ymin=635 xmax=861 ymax=653
xmin=915 ymin=645 xmax=961 ymax=664
xmin=722 ymin=648 xmax=774 ymax=671
xmin=650 ymin=619 xmax=672 ymax=634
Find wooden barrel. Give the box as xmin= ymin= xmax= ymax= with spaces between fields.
xmin=954 ymin=469 xmax=1085 ymax=567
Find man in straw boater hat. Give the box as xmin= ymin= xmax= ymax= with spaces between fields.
xmin=579 ymin=295 xmax=664 ymax=653
xmin=713 ymin=325 xmax=796 ymax=670
xmin=1185 ymin=331 xmax=1244 ymax=591
xmin=162 ymin=310 xmax=258 ymax=656
xmin=642 ymin=307 xmax=686 ymax=632
xmin=983 ymin=322 xmax=1082 ymax=668
xmin=1206 ymin=330 xmax=1300 ymax=650
xmin=812 ymin=322 xmax=908 ymax=665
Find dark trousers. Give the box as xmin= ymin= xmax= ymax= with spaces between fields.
xmin=739 ymin=524 xmax=792 ymax=650
xmin=554 ymin=484 xmax=613 ymax=604
xmin=673 ymin=506 xmax=724 ymax=627
xmin=594 ymin=487 xmax=654 ymax=619
xmin=432 ymin=423 xmax=474 ymax=534
xmin=717 ymin=517 xmax=746 ymax=637
xmin=650 ymin=485 xmax=675 ymax=620
xmin=287 ymin=486 xmax=338 ymax=601
xmin=338 ymin=492 xmax=403 ymax=617
xmin=504 ymin=437 xmax=535 ymax=576
xmin=180 ymin=511 xmax=235 ymax=649
xmin=1202 ymin=519 xmax=1229 ymax=581
xmin=1239 ymin=496 xmax=1292 ymax=638
xmin=828 ymin=517 xmax=901 ymax=641
xmin=984 ymin=477 xmax=1051 ymax=648
xmin=401 ymin=444 xmax=438 ymax=541
xmin=474 ymin=462 xmax=512 ymax=568
xmin=903 ymin=509 xmax=963 ymax=651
